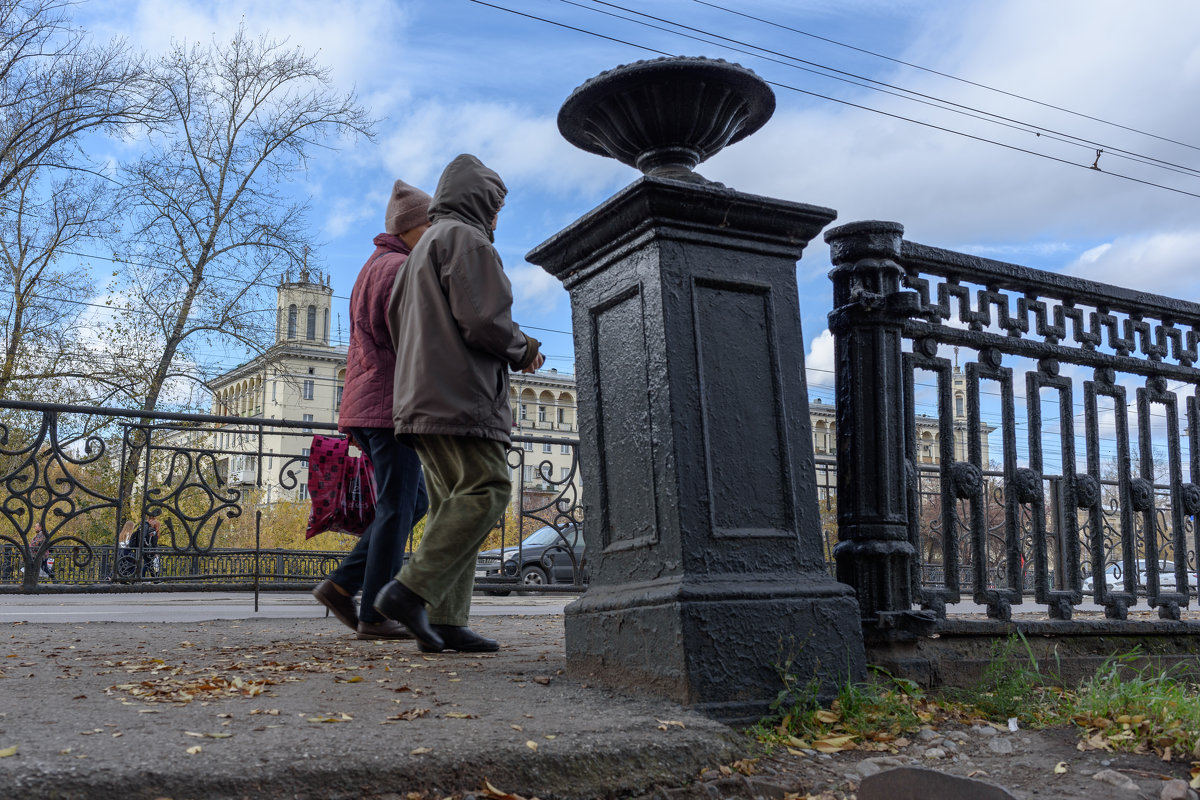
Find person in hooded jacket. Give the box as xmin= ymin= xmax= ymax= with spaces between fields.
xmin=374 ymin=154 xmax=543 ymax=654
xmin=312 ymin=179 xmax=432 ymax=640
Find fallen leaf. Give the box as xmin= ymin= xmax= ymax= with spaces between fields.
xmin=481 ymin=778 xmax=526 ymax=800
xmin=1054 ymin=762 xmax=1068 ymax=774
xmin=185 ymin=745 xmax=201 ymax=755
xmin=526 ymin=740 xmax=538 ymax=752
xmin=334 ymin=676 xmax=363 ymax=683
xmin=0 ymin=745 xmax=17 ymax=758
xmin=386 ymin=708 xmax=429 ymax=721
xmin=815 ymin=710 xmax=840 ymax=724
xmin=812 ymin=735 xmax=856 ymax=754
xmin=444 ymin=712 xmax=475 ymax=719
xmin=656 ymin=719 xmax=686 ymax=731
xmin=410 ymin=747 xmax=432 ymax=755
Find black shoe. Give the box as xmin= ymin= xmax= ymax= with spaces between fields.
xmin=313 ymin=579 xmax=359 ymax=632
xmin=428 ymin=624 xmax=499 ymax=653
xmin=373 ymin=580 xmax=443 ymax=653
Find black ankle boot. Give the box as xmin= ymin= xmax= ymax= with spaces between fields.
xmin=373 ymin=580 xmax=443 ymax=653
xmin=428 ymin=624 xmax=499 ymax=653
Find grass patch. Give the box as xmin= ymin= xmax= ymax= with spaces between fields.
xmin=756 ymin=633 xmax=1200 ymax=766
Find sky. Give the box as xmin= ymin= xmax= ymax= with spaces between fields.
xmin=67 ymin=0 xmax=1200 ymax=428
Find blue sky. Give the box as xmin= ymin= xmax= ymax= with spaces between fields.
xmin=70 ymin=0 xmax=1200 ymax=414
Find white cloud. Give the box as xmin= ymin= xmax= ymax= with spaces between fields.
xmin=702 ymin=0 xmax=1200 ymax=248
xmin=97 ymin=0 xmax=412 ymax=92
xmin=323 ymin=191 xmax=387 ymax=240
xmin=805 ymin=328 xmax=835 ymax=377
xmin=1061 ymin=231 xmax=1200 ymax=296
xmin=509 ymin=264 xmax=567 ymax=309
xmin=376 ymin=100 xmax=631 ymax=198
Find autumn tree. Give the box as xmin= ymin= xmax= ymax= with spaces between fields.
xmin=0 ymin=169 xmax=113 ymax=401
xmin=105 ymin=25 xmax=374 ymax=412
xmin=0 ymin=0 xmax=159 ymax=401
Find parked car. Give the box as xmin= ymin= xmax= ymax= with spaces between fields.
xmin=475 ymin=524 xmax=586 ymax=592
xmin=1081 ymin=560 xmax=1193 ymax=592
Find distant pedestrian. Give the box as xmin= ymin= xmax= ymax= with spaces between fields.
xmin=374 ymin=154 xmax=543 ymax=653
xmin=137 ymin=517 xmax=161 ymax=577
xmin=30 ymin=523 xmax=55 ymax=581
xmin=313 ymin=179 xmax=433 ymax=640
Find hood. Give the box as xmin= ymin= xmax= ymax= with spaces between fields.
xmin=428 ymin=154 xmax=507 ymax=242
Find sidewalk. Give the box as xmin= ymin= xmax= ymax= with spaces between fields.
xmin=0 ymin=599 xmax=744 ymax=800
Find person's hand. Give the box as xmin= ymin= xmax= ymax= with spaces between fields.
xmin=521 ymin=352 xmax=545 ymax=374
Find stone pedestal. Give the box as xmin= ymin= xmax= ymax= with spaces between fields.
xmin=527 ymin=176 xmax=865 ymax=723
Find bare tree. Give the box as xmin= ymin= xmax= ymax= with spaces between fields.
xmin=0 ymin=169 xmax=113 ymax=400
xmin=0 ymin=0 xmax=155 ymax=196
xmin=107 ymin=24 xmax=374 ymax=413
xmin=0 ymin=0 xmax=157 ymax=402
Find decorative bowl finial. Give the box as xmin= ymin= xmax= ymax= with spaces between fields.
xmin=558 ymin=56 xmax=775 ymax=182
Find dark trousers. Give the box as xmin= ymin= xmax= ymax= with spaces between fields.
xmin=329 ymin=427 xmax=428 ymax=623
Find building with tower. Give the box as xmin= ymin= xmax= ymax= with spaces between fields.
xmin=205 ymin=264 xmax=347 ymax=502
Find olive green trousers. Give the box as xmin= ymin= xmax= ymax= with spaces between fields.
xmin=398 ymin=434 xmax=510 ymax=627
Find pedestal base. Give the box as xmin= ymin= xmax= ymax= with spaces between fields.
xmin=565 ymin=576 xmax=866 ymax=724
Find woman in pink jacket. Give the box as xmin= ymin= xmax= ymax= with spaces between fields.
xmin=312 ymin=180 xmax=431 ymax=640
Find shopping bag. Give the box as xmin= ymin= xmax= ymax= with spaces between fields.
xmin=305 ymin=435 xmax=377 ymax=539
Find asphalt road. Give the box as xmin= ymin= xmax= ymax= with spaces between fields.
xmin=0 ymin=591 xmax=571 ymax=623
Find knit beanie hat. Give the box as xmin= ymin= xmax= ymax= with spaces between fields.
xmin=384 ymin=179 xmax=432 ymax=235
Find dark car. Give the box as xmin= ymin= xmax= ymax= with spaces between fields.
xmin=475 ymin=524 xmax=586 ymax=592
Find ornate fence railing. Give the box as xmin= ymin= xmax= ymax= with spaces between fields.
xmin=0 ymin=400 xmax=584 ymax=594
xmin=828 ymin=220 xmax=1200 ymax=629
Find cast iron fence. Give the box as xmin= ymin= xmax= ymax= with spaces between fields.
xmin=828 ymin=221 xmax=1200 ymax=627
xmin=0 ymin=400 xmax=584 ymax=595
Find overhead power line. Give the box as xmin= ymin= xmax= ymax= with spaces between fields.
xmin=692 ymin=0 xmax=1200 ymax=155
xmin=464 ymin=0 xmax=1200 ymax=201
xmin=575 ymin=0 xmax=1200 ymax=180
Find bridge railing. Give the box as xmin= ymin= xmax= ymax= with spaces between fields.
xmin=0 ymin=400 xmax=584 ymax=594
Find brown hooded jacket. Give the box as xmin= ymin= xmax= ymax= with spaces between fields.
xmin=387 ymin=154 xmax=540 ymax=444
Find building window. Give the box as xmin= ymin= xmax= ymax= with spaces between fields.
xmin=523 ymin=465 xmax=535 ymax=482
xmin=557 ymin=408 xmax=565 ymax=423
xmin=287 ymin=305 xmax=297 ymax=339
xmin=523 ymin=440 xmax=533 ymax=451
xmin=306 ymin=305 xmax=317 ymax=340
xmin=303 ymin=379 xmax=314 ymax=400
xmin=271 ymin=380 xmax=277 ymax=401
xmin=298 ymin=484 xmax=308 ymax=501
xmin=323 ymin=308 xmax=330 ymax=343
xmin=561 ymin=443 xmax=570 ymax=454
xmin=301 ymin=447 xmax=310 ymax=469
xmin=538 ymin=406 xmax=547 ymax=422
xmin=543 ymin=442 xmax=552 ymax=453
xmin=560 ymin=467 xmax=570 ymax=481
xmin=956 ymin=396 xmax=964 ymax=417
xmin=302 ymin=413 xmax=314 ymax=433
xmin=336 ymin=385 xmax=343 ymax=410
xmin=519 ymin=404 xmax=527 ymax=420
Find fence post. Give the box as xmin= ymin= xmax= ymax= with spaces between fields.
xmin=826 ymin=221 xmax=929 ymax=634
xmin=528 ymin=57 xmax=866 ymax=722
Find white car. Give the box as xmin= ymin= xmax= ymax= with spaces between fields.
xmin=1082 ymin=560 xmax=1184 ymax=592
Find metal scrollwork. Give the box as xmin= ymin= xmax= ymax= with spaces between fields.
xmin=1181 ymin=483 xmax=1200 ymax=516
xmin=1012 ymin=468 xmax=1042 ymax=505
xmin=1129 ymin=478 xmax=1154 ymax=512
xmin=1074 ymin=474 xmax=1101 ymax=509
xmin=948 ymin=461 xmax=982 ymax=500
